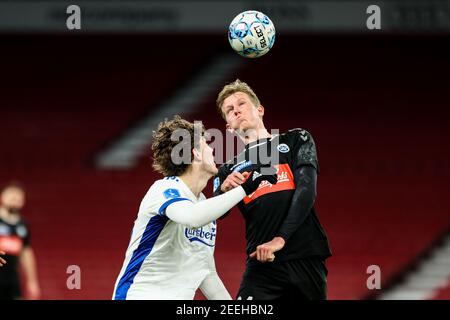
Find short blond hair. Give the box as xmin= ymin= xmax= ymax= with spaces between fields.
xmin=216 ymin=79 xmax=261 ymax=119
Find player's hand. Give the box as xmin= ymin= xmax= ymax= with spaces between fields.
xmin=240 ymin=166 xmax=278 ymax=195
xmin=0 ymin=251 xmax=6 ymax=267
xmin=249 ymin=237 xmax=285 ymax=263
xmin=220 ymin=171 xmax=249 ymax=192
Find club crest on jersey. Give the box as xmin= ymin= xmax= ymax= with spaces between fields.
xmin=163 ymin=188 xmax=181 ymax=199
xmin=184 ymin=226 xmax=216 ymax=247
xmin=213 ymin=177 xmax=220 ymax=192
xmin=277 ymin=143 xmax=290 ymax=153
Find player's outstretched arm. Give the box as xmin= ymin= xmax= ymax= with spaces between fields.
xmin=165 ymin=167 xmax=277 ymax=228
xmin=166 ymin=186 xmax=245 ymax=228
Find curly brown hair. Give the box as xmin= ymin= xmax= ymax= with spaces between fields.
xmin=151 ymin=115 xmax=205 ymax=177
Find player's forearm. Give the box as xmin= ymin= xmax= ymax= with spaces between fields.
xmin=166 ymin=186 xmax=246 ymax=228
xmin=200 ymin=272 xmax=232 ymax=300
xmin=20 ymin=247 xmax=39 ymax=285
xmin=276 ymin=165 xmax=317 ymax=241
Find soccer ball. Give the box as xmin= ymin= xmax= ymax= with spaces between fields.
xmin=228 ymin=10 xmax=276 ymax=58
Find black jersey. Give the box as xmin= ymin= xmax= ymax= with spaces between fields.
xmin=0 ymin=215 xmax=30 ymax=285
xmin=213 ymin=129 xmax=332 ymax=263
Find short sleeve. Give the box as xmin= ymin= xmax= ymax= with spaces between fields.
xmin=145 ymin=178 xmax=192 ymax=217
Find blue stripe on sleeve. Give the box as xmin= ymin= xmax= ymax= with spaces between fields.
xmin=158 ymin=197 xmax=192 ymax=216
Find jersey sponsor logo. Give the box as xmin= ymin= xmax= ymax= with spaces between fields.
xmin=243 ymin=163 xmax=295 ymax=204
xmin=163 ymin=188 xmax=181 ymax=199
xmin=0 ymin=235 xmax=23 ymax=256
xmin=277 ymin=143 xmax=290 ymax=153
xmin=184 ymin=223 xmax=216 ymax=247
xmin=231 ymin=160 xmax=253 ymax=172
xmin=213 ymin=177 xmax=220 ymax=192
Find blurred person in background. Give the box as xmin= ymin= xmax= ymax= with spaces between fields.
xmin=0 ymin=182 xmax=40 ymax=300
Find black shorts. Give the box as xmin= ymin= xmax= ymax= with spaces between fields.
xmin=237 ymin=257 xmax=328 ymax=300
xmin=0 ymin=281 xmax=22 ymax=300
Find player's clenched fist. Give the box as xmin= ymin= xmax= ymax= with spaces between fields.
xmin=250 ymin=237 xmax=286 ymax=263
xmin=220 ymin=171 xmax=249 ymax=192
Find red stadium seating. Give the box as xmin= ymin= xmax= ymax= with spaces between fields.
xmin=1 ymin=34 xmax=449 ymax=300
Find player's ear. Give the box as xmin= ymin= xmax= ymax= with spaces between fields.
xmin=257 ymin=105 xmax=265 ymax=117
xmin=226 ymin=123 xmax=234 ymax=134
xmin=192 ymin=147 xmax=202 ymax=162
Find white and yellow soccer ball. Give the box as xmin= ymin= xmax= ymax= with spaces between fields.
xmin=228 ymin=10 xmax=276 ymax=58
